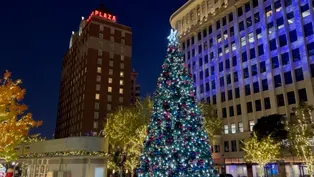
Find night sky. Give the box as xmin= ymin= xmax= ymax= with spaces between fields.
xmin=0 ymin=0 xmax=184 ymax=138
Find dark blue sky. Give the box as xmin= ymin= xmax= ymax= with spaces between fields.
xmin=0 ymin=0 xmax=184 ymax=138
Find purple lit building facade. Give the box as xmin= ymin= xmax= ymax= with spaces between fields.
xmin=171 ymin=0 xmax=314 ymax=176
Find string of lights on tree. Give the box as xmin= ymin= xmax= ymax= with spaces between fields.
xmin=137 ymin=29 xmax=218 ymax=177
xmin=19 ymin=151 xmax=108 ymax=158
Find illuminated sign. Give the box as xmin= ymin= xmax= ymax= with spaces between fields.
xmin=87 ymin=10 xmax=117 ymax=23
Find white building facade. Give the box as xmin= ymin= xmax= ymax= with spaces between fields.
xmin=170 ymin=0 xmax=314 ymax=176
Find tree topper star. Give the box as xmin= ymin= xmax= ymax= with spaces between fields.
xmin=167 ymin=29 xmax=178 ymax=44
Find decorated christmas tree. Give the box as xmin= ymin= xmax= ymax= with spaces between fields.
xmin=137 ymin=29 xmax=218 ymax=177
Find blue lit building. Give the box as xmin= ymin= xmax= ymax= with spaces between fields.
xmin=170 ymin=0 xmax=314 ymax=176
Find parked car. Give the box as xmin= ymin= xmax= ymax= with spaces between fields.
xmin=219 ymin=174 xmax=233 ymax=177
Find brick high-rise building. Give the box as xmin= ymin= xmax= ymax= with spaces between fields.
xmin=130 ymin=69 xmax=141 ymax=104
xmin=55 ymin=5 xmax=132 ymax=138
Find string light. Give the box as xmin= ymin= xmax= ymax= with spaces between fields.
xmin=137 ymin=30 xmax=218 ymax=176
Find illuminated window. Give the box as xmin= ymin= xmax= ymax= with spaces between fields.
xmin=224 ymin=125 xmax=229 ymax=134
xmin=119 ymin=88 xmax=123 ymax=94
xmin=97 ymin=67 xmax=102 ymax=73
xmin=110 ymin=52 xmax=114 ymax=59
xmin=231 ymin=42 xmax=236 ymax=51
xmin=248 ymin=32 xmax=254 ymax=43
xmin=120 ymin=63 xmax=124 ymax=69
xmin=231 ymin=124 xmax=236 ymax=134
xmin=249 ymin=120 xmax=254 ymax=131
xmin=95 ymin=103 xmax=99 ymax=109
xmin=98 ymin=50 xmax=102 ymax=56
xmin=108 ymin=78 xmax=112 ymax=84
xmin=95 ymin=94 xmax=100 ymax=100
xmin=119 ymin=97 xmax=123 ymax=103
xmin=108 ymin=87 xmax=112 ymax=93
xmin=107 ymin=95 xmax=112 ymax=102
xmin=107 ymin=104 xmax=112 ymax=111
xmin=93 ymin=122 xmax=98 ymax=129
xmin=238 ymin=122 xmax=244 ymax=132
xmin=301 ymin=4 xmax=310 ymax=17
xmin=120 ymin=72 xmax=124 ymax=77
xmin=97 ymin=58 xmax=102 ymax=65
xmin=109 ymin=69 xmax=113 ymax=75
xmin=121 ymin=55 xmax=124 ymax=61
xmin=241 ymin=37 xmax=246 ymax=46
xmin=120 ymin=80 xmax=124 ymax=86
xmin=94 ymin=112 xmax=99 ymax=119
xmin=109 ymin=60 xmax=113 ymax=67
xmin=96 ymin=84 xmax=101 ymax=91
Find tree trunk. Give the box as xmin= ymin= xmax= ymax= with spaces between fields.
xmin=131 ymin=172 xmax=135 ymax=177
xmin=119 ymin=167 xmax=123 ymax=177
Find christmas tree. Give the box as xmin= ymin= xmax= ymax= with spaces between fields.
xmin=137 ymin=29 xmax=218 ymax=177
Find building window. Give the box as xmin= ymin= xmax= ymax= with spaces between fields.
xmin=256 ymin=28 xmax=262 ymax=39
xmin=277 ymin=17 xmax=284 ymax=29
xmin=249 ymin=120 xmax=254 ymax=131
xmin=254 ymin=12 xmax=260 ymax=23
xmin=222 ymin=108 xmax=227 ymax=118
xmin=252 ymin=65 xmax=257 ymax=76
xmin=229 ymin=106 xmax=234 ymax=117
xmin=119 ymin=88 xmax=123 ymax=94
xmin=97 ymin=58 xmax=102 ymax=65
xmin=110 ymin=52 xmax=114 ymax=58
xmin=239 ymin=140 xmax=244 ymax=151
xmin=281 ymin=52 xmax=289 ymax=65
xmin=243 ymin=68 xmax=249 ymax=79
xmin=295 ymin=68 xmax=304 ymax=81
xmin=94 ymin=112 xmax=99 ymax=119
xmin=247 ymin=102 xmax=253 ymax=113
xmin=108 ymin=78 xmax=112 ymax=84
xmin=238 ymin=7 xmax=243 ymax=17
xmin=95 ymin=94 xmax=100 ymax=100
xmin=237 ymin=104 xmax=242 ymax=115
xmin=239 ymin=122 xmax=244 ymax=132
xmin=235 ymin=87 xmax=240 ymax=98
xmin=229 ymin=13 xmax=233 ymax=22
xmin=107 ymin=104 xmax=112 ymax=111
xmin=220 ymin=77 xmax=225 ymax=87
xmin=246 ymin=17 xmax=252 ymax=28
xmin=234 ymin=72 xmax=238 ymax=82
xmin=270 ymin=39 xmax=277 ymax=51
xmin=255 ymin=100 xmax=262 ymax=111
xmin=264 ymin=97 xmax=271 ymax=109
xmin=96 ymin=76 xmax=101 ymax=82
xmin=97 ymin=67 xmax=102 ymax=73
xmin=231 ymin=124 xmax=236 ymax=134
xmin=120 ymin=72 xmax=124 ymax=77
xmin=284 ymin=71 xmax=293 ymax=85
xmin=289 ymin=30 xmax=298 ymax=43
xmin=253 ymin=82 xmax=259 ymax=93
xmin=93 ymin=122 xmax=98 ymax=129
xmin=224 ymin=141 xmax=229 ymax=152
xmin=109 ymin=69 xmax=113 ymax=75
xmin=262 ymin=79 xmax=268 ymax=91
xmin=109 ymin=60 xmax=113 ymax=67
xmin=108 ymin=87 xmax=112 ymax=93
xmin=307 ymin=42 xmax=314 ymax=56
xmin=301 ymin=4 xmax=310 ymax=17
xmin=298 ymin=88 xmax=308 ymax=102
xmin=287 ymin=91 xmax=296 ymax=105
xmin=279 ymin=35 xmax=287 ymax=47
xmin=287 ymin=11 xmax=294 ymax=24
xmin=274 ymin=75 xmax=282 ymax=88
xmin=304 ymin=23 xmax=313 ymax=37
xmin=119 ymin=97 xmax=123 ymax=103
xmin=292 ymin=48 xmax=301 ymax=61
xmin=95 ymin=103 xmax=99 ymax=109
xmin=120 ymin=80 xmax=124 ymax=86
xmin=277 ymin=94 xmax=285 ymax=107
xmin=272 ymin=56 xmax=279 ymax=68
xmin=96 ymin=84 xmax=101 ymax=91
xmin=260 ymin=61 xmax=266 ymax=73
xmin=228 ymin=90 xmax=233 ymax=100
xmin=107 ymin=95 xmax=112 ymax=102
xmin=121 ymin=55 xmax=125 ymax=61
xmin=231 ymin=140 xmax=237 ymax=152
xmin=311 ymin=64 xmax=314 ymax=77
xmin=224 ymin=125 xmax=229 ymax=134
xmin=245 ymin=84 xmax=251 ymax=96
xmin=98 ymin=50 xmax=102 ymax=56
xmin=220 ymin=91 xmax=226 ymax=102
xmin=214 ymin=145 xmax=220 ymax=153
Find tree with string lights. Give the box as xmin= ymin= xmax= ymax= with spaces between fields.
xmin=286 ymin=102 xmax=314 ymax=177
xmin=137 ymin=30 xmax=218 ymax=177
xmin=0 ymin=70 xmax=42 ymax=162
